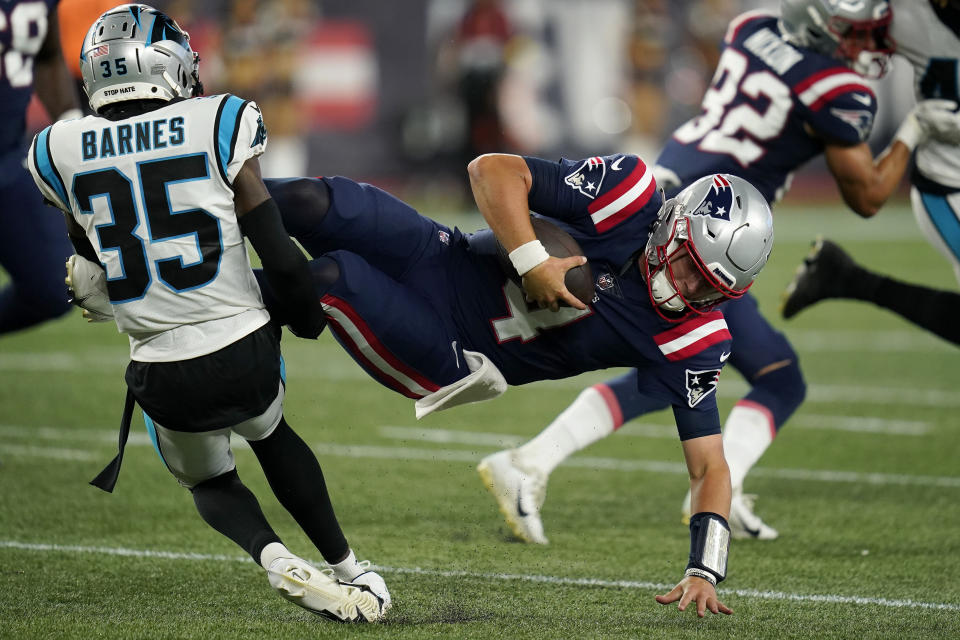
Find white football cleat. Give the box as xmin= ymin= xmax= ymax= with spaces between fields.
xmin=341 ymin=562 xmax=391 ymax=616
xmin=477 ymin=449 xmax=548 ymax=544
xmin=267 ymin=556 xmax=385 ymax=622
xmin=729 ymin=491 xmax=779 ymax=540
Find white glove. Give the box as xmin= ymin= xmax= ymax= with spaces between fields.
xmin=65 ymin=254 xmax=114 ymax=322
xmin=915 ymin=99 xmax=960 ymax=145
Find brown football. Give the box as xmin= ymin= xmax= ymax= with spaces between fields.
xmin=495 ymin=216 xmax=595 ymax=306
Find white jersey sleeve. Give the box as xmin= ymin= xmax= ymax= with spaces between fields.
xmin=28 ymin=123 xmax=71 ymax=212
xmin=213 ymin=95 xmax=269 ymax=184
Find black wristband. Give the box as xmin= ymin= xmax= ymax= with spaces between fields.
xmin=685 ymin=512 xmax=730 ymax=584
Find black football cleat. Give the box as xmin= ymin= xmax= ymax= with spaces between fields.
xmin=781 ymin=237 xmax=857 ymax=319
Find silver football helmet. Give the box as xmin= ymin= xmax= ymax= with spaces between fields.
xmin=644 ymin=174 xmax=773 ymax=321
xmin=80 ymin=4 xmax=202 ymax=113
xmin=780 ymin=0 xmax=895 ymax=78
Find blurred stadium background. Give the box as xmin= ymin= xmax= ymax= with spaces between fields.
xmin=31 ymin=0 xmax=918 ymax=213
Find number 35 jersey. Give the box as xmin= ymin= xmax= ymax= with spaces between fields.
xmin=657 ymin=11 xmax=878 ymax=203
xmin=28 ymin=95 xmax=271 ymax=362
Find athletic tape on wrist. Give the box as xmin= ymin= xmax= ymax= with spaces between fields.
xmin=894 ymin=112 xmax=922 ymax=151
xmin=684 ymin=567 xmax=717 ymax=586
xmin=686 ymin=512 xmax=730 ymax=584
xmin=508 ymin=239 xmax=550 ymax=276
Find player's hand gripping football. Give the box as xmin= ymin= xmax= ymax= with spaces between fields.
xmin=656 ymin=575 xmax=733 ymax=617
xmin=522 ymin=255 xmax=588 ymax=312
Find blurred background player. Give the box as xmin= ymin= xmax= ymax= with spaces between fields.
xmin=783 ymin=0 xmax=960 ymax=347
xmin=28 ymin=4 xmax=388 ymax=622
xmin=237 ymin=156 xmax=775 ymax=616
xmin=0 ymin=0 xmax=82 ymax=335
xmin=476 ymin=0 xmax=940 ymax=544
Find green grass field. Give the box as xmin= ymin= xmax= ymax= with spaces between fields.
xmin=1 ymin=202 xmax=959 ymax=639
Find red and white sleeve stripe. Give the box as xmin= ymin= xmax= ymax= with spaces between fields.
xmin=587 ymin=158 xmax=656 ymax=233
xmin=723 ymin=10 xmax=773 ymax=44
xmin=793 ymin=68 xmax=874 ymax=112
xmin=653 ymin=312 xmax=731 ymax=362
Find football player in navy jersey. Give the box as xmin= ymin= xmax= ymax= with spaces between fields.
xmin=477 ymin=0 xmax=957 ymax=544
xmin=783 ymin=0 xmax=960 ymax=347
xmin=0 ymin=0 xmax=82 ymax=335
xmin=75 ymin=150 xmax=775 ymax=615
xmin=192 ymin=156 xmax=767 ymax=617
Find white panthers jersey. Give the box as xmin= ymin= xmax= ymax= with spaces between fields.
xmin=891 ymin=0 xmax=960 ymax=188
xmin=28 ymin=94 xmax=271 ymax=362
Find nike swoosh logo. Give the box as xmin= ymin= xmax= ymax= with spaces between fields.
xmin=610 ymin=157 xmax=624 ymax=171
xmin=720 ymin=351 xmax=731 ymax=363
xmin=852 ymin=93 xmax=872 ymax=106
xmin=452 ymin=340 xmax=460 ymax=369
xmin=516 ymin=494 xmax=529 ymax=517
xmin=743 ymin=524 xmax=761 ymax=537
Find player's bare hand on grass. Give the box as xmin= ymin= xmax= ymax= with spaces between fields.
xmin=522 ymin=256 xmax=588 ymax=311
xmin=656 ymin=576 xmax=733 ymax=617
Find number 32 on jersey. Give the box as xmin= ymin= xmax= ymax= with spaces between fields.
xmin=672 ymin=48 xmax=792 ymax=168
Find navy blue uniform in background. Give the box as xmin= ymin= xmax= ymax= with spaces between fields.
xmin=601 ymin=10 xmax=880 ymax=431
xmin=0 ymin=0 xmax=73 ymax=334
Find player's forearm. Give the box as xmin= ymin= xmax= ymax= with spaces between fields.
xmin=468 ymin=154 xmax=536 ymax=251
xmin=682 ymin=434 xmax=731 ymax=519
xmin=851 ymin=142 xmax=910 ymax=217
xmin=33 ymin=59 xmax=82 ymax=122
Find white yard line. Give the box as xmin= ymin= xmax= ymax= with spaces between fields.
xmin=0 ymin=540 xmax=956 ymax=612
xmin=2 ymin=425 xmax=958 ymax=488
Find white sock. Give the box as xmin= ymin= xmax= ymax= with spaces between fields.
xmin=329 ymin=549 xmax=363 ymax=581
xmin=515 ymin=385 xmax=620 ymax=475
xmin=259 ymin=541 xmax=293 ymax=570
xmin=722 ymin=401 xmax=775 ymax=492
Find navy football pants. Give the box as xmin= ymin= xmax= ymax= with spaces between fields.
xmin=271 ymin=176 xmax=470 ymax=398
xmin=0 ymin=159 xmax=73 ymax=334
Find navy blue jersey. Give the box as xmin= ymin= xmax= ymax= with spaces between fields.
xmin=657 ymin=11 xmax=878 ymax=203
xmin=451 ymin=154 xmax=733 ymax=435
xmin=0 ymin=0 xmax=58 ymax=159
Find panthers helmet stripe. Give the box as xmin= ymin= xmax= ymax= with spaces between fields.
xmin=653 ymin=312 xmax=730 ymax=361
xmin=795 ymin=70 xmax=874 ymax=111
xmin=321 ymin=294 xmax=441 ymax=399
xmin=588 ymin=159 xmax=656 ymax=233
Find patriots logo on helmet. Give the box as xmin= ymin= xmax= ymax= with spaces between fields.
xmin=564 ymin=157 xmax=606 ymax=200
xmin=689 ymin=175 xmax=734 ymax=221
xmin=685 ymin=368 xmax=721 ymax=408
xmin=830 ymin=108 xmax=874 ymax=141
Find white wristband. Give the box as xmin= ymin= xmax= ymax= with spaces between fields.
xmin=57 ymin=108 xmax=84 ymax=122
xmin=894 ymin=110 xmax=923 ymax=151
xmin=508 ymin=239 xmax=550 ymax=276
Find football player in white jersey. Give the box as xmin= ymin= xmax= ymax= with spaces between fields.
xmin=27 ymin=4 xmax=389 ymax=623
xmin=784 ymin=0 xmax=960 ymax=346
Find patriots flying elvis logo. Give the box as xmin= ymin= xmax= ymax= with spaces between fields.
xmin=685 ymin=368 xmax=721 ymax=408
xmin=563 ymin=157 xmax=606 ymax=199
xmin=689 ymin=175 xmax=734 ymax=221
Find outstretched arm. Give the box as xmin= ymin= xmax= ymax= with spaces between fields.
xmin=467 ymin=153 xmax=586 ymax=311
xmin=656 ymin=433 xmax=734 ymax=617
